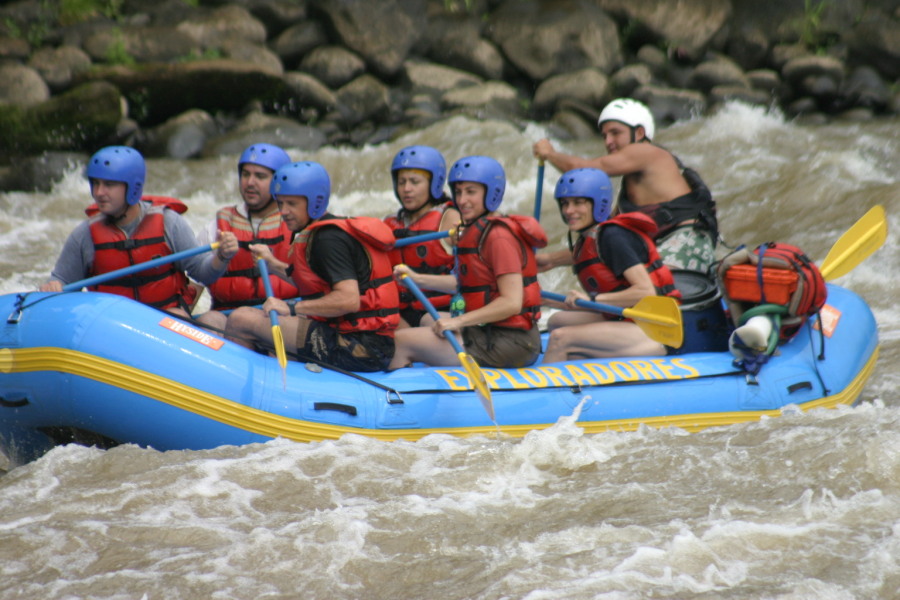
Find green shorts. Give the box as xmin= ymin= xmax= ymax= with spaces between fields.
xmin=462 ymin=325 xmax=542 ymax=369
xmin=657 ymin=228 xmax=716 ymax=274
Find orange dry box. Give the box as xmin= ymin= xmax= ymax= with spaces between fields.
xmin=722 ymin=264 xmax=798 ymax=305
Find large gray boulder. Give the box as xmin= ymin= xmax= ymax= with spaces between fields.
xmin=28 ymin=46 xmax=92 ymax=93
xmin=202 ymin=112 xmax=327 ymax=157
xmin=599 ymin=0 xmax=731 ymax=59
xmin=488 ymin=0 xmax=622 ymax=81
xmin=533 ymin=68 xmax=610 ymax=118
xmin=0 ymin=63 xmax=49 ymax=107
xmin=312 ymin=0 xmax=427 ymax=78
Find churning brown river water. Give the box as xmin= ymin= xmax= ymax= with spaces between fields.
xmin=1 ymin=103 xmax=898 ymax=599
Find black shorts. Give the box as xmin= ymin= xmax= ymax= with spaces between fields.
xmin=297 ymin=321 xmax=395 ymax=372
xmin=399 ymin=306 xmax=427 ymax=328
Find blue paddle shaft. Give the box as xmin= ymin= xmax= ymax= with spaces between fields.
xmin=541 ymin=290 xmax=625 ymax=317
xmin=534 ymin=162 xmax=545 ymax=221
xmin=62 ymin=243 xmax=215 ymax=292
xmin=401 ymin=276 xmax=464 ymax=354
xmin=256 ymin=259 xmax=280 ymax=327
xmin=393 ymin=230 xmax=450 ymax=248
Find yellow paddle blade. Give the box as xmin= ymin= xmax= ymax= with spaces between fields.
xmin=271 ymin=324 xmax=288 ymax=370
xmin=458 ymin=351 xmax=495 ymax=422
xmin=820 ymin=205 xmax=887 ymax=281
xmin=624 ymin=296 xmax=684 ymax=349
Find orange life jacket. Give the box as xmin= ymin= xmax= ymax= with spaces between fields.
xmin=207 ymin=205 xmax=299 ymax=309
xmin=88 ymin=197 xmax=195 ymax=309
xmin=290 ymin=216 xmax=400 ymax=336
xmin=573 ymin=213 xmax=681 ymax=300
xmin=384 ymin=203 xmax=455 ymax=311
xmin=455 ymin=214 xmax=547 ymax=331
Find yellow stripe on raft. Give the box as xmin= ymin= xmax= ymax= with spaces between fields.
xmin=0 ymin=346 xmax=878 ymax=441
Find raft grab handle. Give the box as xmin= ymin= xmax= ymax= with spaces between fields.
xmin=313 ymin=402 xmax=358 ymax=416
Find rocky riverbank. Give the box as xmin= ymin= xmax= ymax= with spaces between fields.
xmin=0 ymin=0 xmax=897 ymax=192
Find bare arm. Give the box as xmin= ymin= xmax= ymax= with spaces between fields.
xmin=394 ymin=263 xmax=458 ymax=294
xmin=536 ymin=248 xmax=573 ymax=272
xmin=592 ymin=263 xmax=657 ymax=308
xmin=292 ymin=278 xmax=360 ymax=318
xmin=438 ymin=206 xmax=462 ymax=253
xmin=532 ymin=139 xmax=598 ymax=173
xmin=435 ymin=272 xmax=523 ymax=332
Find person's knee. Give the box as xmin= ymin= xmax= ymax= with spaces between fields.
xmin=547 ymin=311 xmax=567 ymax=331
xmin=546 ymin=326 xmax=571 ymax=349
xmin=226 ymin=307 xmax=258 ymax=331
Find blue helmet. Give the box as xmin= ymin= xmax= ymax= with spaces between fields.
xmin=554 ymin=168 xmax=613 ymax=224
xmin=270 ymin=161 xmax=330 ymax=220
xmin=448 ymin=155 xmax=506 ymax=213
xmin=238 ymin=143 xmax=291 ymax=175
xmin=85 ymin=146 xmax=146 ymax=205
xmin=391 ymin=145 xmax=447 ymax=202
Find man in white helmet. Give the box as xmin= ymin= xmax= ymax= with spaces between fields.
xmin=533 ymin=98 xmax=718 ymax=275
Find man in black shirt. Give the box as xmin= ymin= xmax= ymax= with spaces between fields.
xmin=224 ymin=161 xmax=399 ymax=372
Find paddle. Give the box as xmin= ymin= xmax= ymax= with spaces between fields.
xmin=62 ymin=242 xmax=219 ymax=292
xmin=541 ymin=290 xmax=684 ymax=349
xmin=399 ymin=273 xmax=495 ymax=422
xmin=534 ymin=160 xmax=545 ymax=221
xmin=393 ymin=229 xmax=454 ymax=248
xmin=820 ymin=205 xmax=886 ymax=281
xmin=256 ymin=258 xmax=288 ymax=372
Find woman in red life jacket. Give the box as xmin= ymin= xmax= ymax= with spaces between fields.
xmin=384 ymin=145 xmax=460 ymax=328
xmin=389 ymin=156 xmax=548 ymax=370
xmin=39 ymin=146 xmax=238 ymax=319
xmin=225 ymin=161 xmax=399 ymax=372
xmin=539 ymin=168 xmax=681 ymax=363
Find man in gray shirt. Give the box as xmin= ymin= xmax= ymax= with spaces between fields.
xmin=41 ymin=146 xmax=238 ymax=319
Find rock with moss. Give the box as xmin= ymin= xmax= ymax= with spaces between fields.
xmin=0 ymin=81 xmax=123 ymax=161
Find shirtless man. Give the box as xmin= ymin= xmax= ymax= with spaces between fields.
xmin=533 ymin=98 xmax=718 ymax=275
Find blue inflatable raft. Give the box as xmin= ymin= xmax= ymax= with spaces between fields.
xmin=0 ymin=283 xmax=879 ymax=466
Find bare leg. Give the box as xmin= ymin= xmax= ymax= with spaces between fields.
xmin=194 ymin=310 xmax=228 ymax=331
xmin=388 ymin=326 xmax=461 ymax=369
xmin=543 ymin=320 xmax=665 ymax=363
xmin=225 ymin=306 xmax=304 ymax=355
xmin=546 ymin=309 xmax=605 ymax=331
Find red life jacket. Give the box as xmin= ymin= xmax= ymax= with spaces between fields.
xmin=455 ymin=214 xmax=548 ymax=331
xmin=573 ymin=213 xmax=681 ymax=300
xmin=384 ymin=203 xmax=455 ymax=311
xmin=207 ymin=205 xmax=299 ymax=309
xmin=290 ymin=216 xmax=400 ymax=336
xmin=88 ymin=197 xmax=195 ymax=309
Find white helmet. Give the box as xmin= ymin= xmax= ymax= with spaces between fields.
xmin=597 ymin=98 xmax=655 ymax=141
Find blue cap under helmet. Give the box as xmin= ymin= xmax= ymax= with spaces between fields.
xmin=270 ymin=161 xmax=330 ymax=220
xmin=448 ymin=155 xmax=506 ymax=214
xmin=391 ymin=145 xmax=447 ymax=202
xmin=85 ymin=146 xmax=146 ymax=205
xmin=238 ymin=143 xmax=291 ymax=175
xmin=554 ymin=168 xmax=613 ymax=224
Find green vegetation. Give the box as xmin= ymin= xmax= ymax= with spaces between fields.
xmin=797 ymin=0 xmax=834 ymax=52
xmin=176 ymin=48 xmax=224 ymax=63
xmin=442 ymin=0 xmax=475 ymax=14
xmin=59 ymin=0 xmax=124 ymax=24
xmin=104 ymin=29 xmax=136 ymax=66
